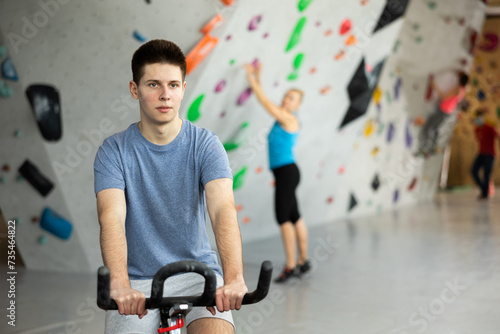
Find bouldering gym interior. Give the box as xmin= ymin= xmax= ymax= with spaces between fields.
xmin=1 ymin=0 xmax=500 ymax=333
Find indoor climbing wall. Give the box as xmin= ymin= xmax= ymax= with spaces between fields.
xmin=336 ymin=0 xmax=485 ymax=217
xmin=447 ymin=15 xmax=500 ymax=188
xmin=0 ymin=0 xmax=486 ymax=273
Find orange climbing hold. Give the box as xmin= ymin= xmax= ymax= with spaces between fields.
xmin=220 ymin=0 xmax=234 ymax=5
xmin=345 ymin=34 xmax=357 ymax=46
xmin=334 ymin=50 xmax=345 ymax=60
xmin=200 ymin=14 xmax=224 ymax=35
xmin=186 ymin=34 xmax=219 ymax=74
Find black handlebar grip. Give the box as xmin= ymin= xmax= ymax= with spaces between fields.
xmin=97 ymin=266 xmax=118 ymax=310
xmin=149 ymin=260 xmax=217 ymax=308
xmin=242 ymin=260 xmax=273 ymax=305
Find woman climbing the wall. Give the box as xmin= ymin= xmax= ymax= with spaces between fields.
xmin=244 ymin=62 xmax=310 ymax=283
xmin=417 ymin=71 xmax=469 ymax=157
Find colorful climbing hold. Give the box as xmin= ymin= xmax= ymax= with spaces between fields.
xmin=233 ymin=166 xmax=248 ymax=190
xmin=0 ymin=176 xmax=5 ymax=184
xmin=2 ymin=164 xmax=10 ymax=172
xmin=338 ymin=166 xmax=345 ymax=174
xmin=223 ymin=122 xmax=249 ymax=152
xmin=373 ymin=86 xmax=382 ymax=104
xmin=201 ymin=14 xmax=224 ymax=35
xmin=263 ymin=32 xmax=269 ymax=39
xmin=133 ymin=30 xmax=147 ymax=43
xmin=408 ymin=177 xmax=417 ymax=191
xmin=387 ymin=123 xmax=395 ymax=143
xmin=345 ymin=34 xmax=357 ymax=46
xmin=334 ymin=50 xmax=345 ymax=60
xmin=14 ymin=129 xmax=23 ymax=138
xmin=405 ymin=120 xmax=412 ymax=148
xmin=288 ymin=53 xmax=304 ymax=81
xmin=477 ymin=89 xmax=486 ymax=101
xmin=320 ymin=85 xmax=331 ymax=95
xmin=393 ymin=189 xmax=399 ymax=203
xmin=214 ymin=79 xmax=227 ymax=93
xmin=248 ymin=15 xmax=262 ymax=31
xmin=309 ymin=67 xmax=317 ymax=74
xmin=187 ymin=94 xmax=204 ymax=122
xmin=339 ymin=19 xmax=352 ymax=36
xmin=186 ymin=34 xmax=219 ymax=74
xmin=298 ymin=0 xmax=314 ymax=12
xmin=324 ymin=29 xmax=333 ymax=36
xmin=220 ymin=0 xmax=234 ymax=5
xmin=363 ymin=119 xmax=375 ymax=137
xmin=237 ymin=87 xmax=252 ymax=105
xmin=1 ymin=57 xmax=18 ymax=81
xmin=0 ymin=82 xmax=12 ymax=98
xmin=40 ymin=207 xmax=73 ymax=240
xmin=0 ymin=45 xmax=7 ymax=58
xmin=242 ymin=216 xmax=251 ymax=224
xmin=229 ymin=59 xmax=236 ymax=65
xmin=413 ymin=116 xmax=425 ymax=126
xmin=38 ymin=235 xmax=48 ymax=245
xmin=428 ymin=2 xmax=437 ymax=10
xmin=394 ymin=77 xmax=402 ymax=100
xmin=326 ymin=197 xmax=334 ymax=204
xmin=371 ymin=147 xmax=379 ymax=157
xmin=285 ymin=17 xmax=307 ymax=52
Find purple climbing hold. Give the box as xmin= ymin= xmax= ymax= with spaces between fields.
xmin=248 ymin=15 xmax=262 ymax=31
xmin=394 ymin=77 xmax=402 ymax=100
xmin=237 ymin=87 xmax=252 ymax=105
xmin=387 ymin=123 xmax=395 ymax=143
xmin=405 ymin=120 xmax=412 ymax=148
xmin=215 ymin=79 xmax=226 ymax=93
xmin=252 ymin=58 xmax=259 ymax=69
xmin=393 ymin=189 xmax=399 ymax=203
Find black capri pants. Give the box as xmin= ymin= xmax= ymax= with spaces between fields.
xmin=272 ymin=163 xmax=301 ymax=225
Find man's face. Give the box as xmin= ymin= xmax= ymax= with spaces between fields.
xmin=130 ymin=63 xmax=186 ymax=126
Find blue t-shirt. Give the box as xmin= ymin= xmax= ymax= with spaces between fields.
xmin=268 ymin=121 xmax=299 ymax=170
xmin=93 ymin=120 xmax=232 ymax=279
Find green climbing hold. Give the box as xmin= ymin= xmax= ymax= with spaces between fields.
xmin=187 ymin=94 xmax=204 ymax=122
xmin=229 ymin=59 xmax=236 ymax=65
xmin=233 ymin=166 xmax=248 ymax=190
xmin=38 ymin=235 xmax=48 ymax=245
xmin=428 ymin=2 xmax=437 ymax=10
xmin=415 ymin=36 xmax=423 ymax=44
xmin=293 ymin=53 xmax=304 ymax=69
xmin=288 ymin=53 xmax=304 ymax=81
xmin=285 ymin=17 xmax=307 ymax=53
xmin=287 ymin=72 xmax=299 ymax=81
xmin=0 ymin=176 xmax=6 ymax=184
xmin=224 ymin=122 xmax=249 ymax=152
xmin=298 ymin=0 xmax=314 ymax=12
xmin=497 ymin=106 xmax=500 ymax=119
xmin=0 ymin=45 xmax=7 ymax=58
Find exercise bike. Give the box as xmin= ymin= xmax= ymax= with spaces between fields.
xmin=97 ymin=260 xmax=273 ymax=334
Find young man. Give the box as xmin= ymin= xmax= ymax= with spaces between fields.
xmin=471 ymin=109 xmax=499 ymax=200
xmin=94 ymin=39 xmax=246 ymax=333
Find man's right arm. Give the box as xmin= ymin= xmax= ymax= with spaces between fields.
xmin=97 ymin=188 xmax=147 ymax=318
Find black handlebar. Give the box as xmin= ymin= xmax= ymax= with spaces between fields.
xmin=97 ymin=260 xmax=273 ymax=311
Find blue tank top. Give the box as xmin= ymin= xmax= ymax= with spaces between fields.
xmin=268 ymin=121 xmax=299 ymax=170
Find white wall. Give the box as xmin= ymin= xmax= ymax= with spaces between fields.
xmin=0 ymin=0 xmax=485 ymax=272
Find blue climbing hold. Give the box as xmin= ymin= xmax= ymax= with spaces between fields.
xmin=133 ymin=30 xmax=147 ymax=43
xmin=1 ymin=57 xmax=19 ymax=82
xmin=40 ymin=207 xmax=73 ymax=240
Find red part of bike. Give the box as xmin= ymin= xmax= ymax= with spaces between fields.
xmin=158 ymin=318 xmax=184 ymax=333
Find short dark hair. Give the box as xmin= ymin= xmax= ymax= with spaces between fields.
xmin=459 ymin=72 xmax=469 ymax=87
xmin=131 ymin=39 xmax=187 ymax=84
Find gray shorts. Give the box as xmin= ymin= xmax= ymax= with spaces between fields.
xmin=105 ymin=273 xmax=234 ymax=334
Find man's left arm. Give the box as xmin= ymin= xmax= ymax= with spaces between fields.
xmin=205 ymin=177 xmax=248 ymax=315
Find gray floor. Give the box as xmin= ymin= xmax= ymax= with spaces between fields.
xmin=2 ymin=190 xmax=500 ymax=334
